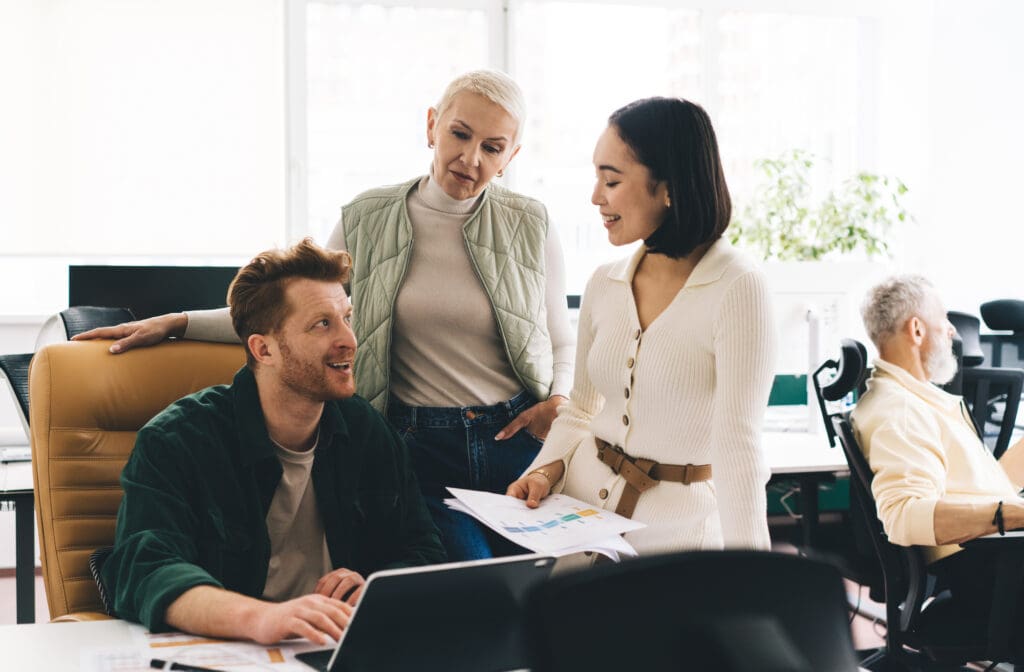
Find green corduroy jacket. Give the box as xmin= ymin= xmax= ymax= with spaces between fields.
xmin=101 ymin=366 xmax=445 ymax=631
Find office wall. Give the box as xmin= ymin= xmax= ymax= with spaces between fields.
xmin=906 ymin=0 xmax=1024 ymax=317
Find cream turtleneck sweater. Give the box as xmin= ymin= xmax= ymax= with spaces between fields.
xmin=326 ymin=174 xmax=573 ymax=407
xmin=186 ymin=174 xmax=574 ymax=407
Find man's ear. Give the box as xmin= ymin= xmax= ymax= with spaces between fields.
xmin=907 ymin=316 xmax=926 ymax=346
xmin=248 ymin=333 xmax=275 ymax=367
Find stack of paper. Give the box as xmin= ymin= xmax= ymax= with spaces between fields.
xmin=445 ymin=487 xmax=645 ymax=562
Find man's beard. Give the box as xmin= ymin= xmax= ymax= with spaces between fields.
xmin=278 ymin=339 xmax=350 ymax=402
xmin=924 ymin=330 xmax=958 ymax=385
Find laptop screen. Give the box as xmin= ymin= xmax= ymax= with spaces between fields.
xmin=298 ymin=554 xmax=555 ymax=672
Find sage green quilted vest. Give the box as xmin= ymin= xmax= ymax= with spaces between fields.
xmin=342 ymin=177 xmax=553 ymax=413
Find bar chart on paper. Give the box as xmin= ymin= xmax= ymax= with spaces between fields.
xmin=445 ymin=488 xmax=645 ymax=560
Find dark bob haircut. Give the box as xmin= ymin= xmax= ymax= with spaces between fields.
xmin=609 ymin=97 xmax=731 ymax=259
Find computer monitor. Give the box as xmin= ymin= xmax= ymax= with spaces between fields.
xmin=68 ymin=265 xmax=240 ymax=320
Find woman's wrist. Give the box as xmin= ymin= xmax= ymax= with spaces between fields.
xmin=529 ymin=468 xmax=556 ymax=486
xmin=529 ymin=460 xmax=565 ymax=486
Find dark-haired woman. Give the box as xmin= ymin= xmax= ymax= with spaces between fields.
xmin=507 ymin=97 xmax=776 ymax=563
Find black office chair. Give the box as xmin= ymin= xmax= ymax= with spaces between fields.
xmin=60 ymin=306 xmax=136 ymax=339
xmin=962 ymin=366 xmax=1024 ymax=459
xmin=0 ymin=353 xmax=33 ymax=436
xmin=948 ymin=310 xmax=985 ymax=368
xmin=36 ymin=306 xmax=137 ymax=347
xmin=525 ymin=550 xmax=860 ymax=672
xmin=1 ymin=306 xmax=136 ymax=441
xmin=826 ymin=339 xmax=1024 ymax=669
xmin=981 ymin=299 xmax=1024 ymax=368
xmin=807 ymin=340 xmax=883 ymax=600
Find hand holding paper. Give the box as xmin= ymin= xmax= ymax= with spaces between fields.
xmin=445 ymin=487 xmax=645 ymax=562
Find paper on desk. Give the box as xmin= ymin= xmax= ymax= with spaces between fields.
xmin=81 ymin=624 xmax=327 ymax=672
xmin=445 ymin=487 xmax=644 ymax=562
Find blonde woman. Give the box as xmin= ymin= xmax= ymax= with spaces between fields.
xmin=77 ymin=71 xmax=574 ymax=562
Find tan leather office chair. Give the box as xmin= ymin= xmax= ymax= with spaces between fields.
xmin=29 ymin=340 xmax=245 ymax=620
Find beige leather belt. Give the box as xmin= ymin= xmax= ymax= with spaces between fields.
xmin=594 ymin=438 xmax=712 ymax=519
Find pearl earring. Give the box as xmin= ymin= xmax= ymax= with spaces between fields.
xmin=497 ymin=170 xmax=504 ymax=178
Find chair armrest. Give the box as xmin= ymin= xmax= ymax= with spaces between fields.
xmin=961 ymin=530 xmax=1024 ymax=548
xmin=50 ymin=612 xmax=116 ymax=623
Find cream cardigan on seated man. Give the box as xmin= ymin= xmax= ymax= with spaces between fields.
xmin=852 ymin=358 xmax=1022 ymax=564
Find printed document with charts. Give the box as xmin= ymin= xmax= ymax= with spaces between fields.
xmin=445 ymin=487 xmax=645 ymax=562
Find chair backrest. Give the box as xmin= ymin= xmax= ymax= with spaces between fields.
xmin=961 ymin=366 xmax=1024 ymax=459
xmin=811 ymin=338 xmax=868 ymax=447
xmin=35 ymin=306 xmax=137 ymax=351
xmin=810 ymin=339 xmax=887 ymax=597
xmin=0 ymin=353 xmax=33 ymax=436
xmin=948 ymin=311 xmax=985 ymax=368
xmin=981 ymin=299 xmax=1024 ymax=335
xmin=525 ymin=550 xmax=860 ymax=672
xmin=832 ymin=415 xmax=930 ymax=659
xmin=29 ymin=339 xmax=245 ymax=618
xmin=59 ymin=306 xmax=136 ymax=339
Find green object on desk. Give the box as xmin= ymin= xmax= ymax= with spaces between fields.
xmin=769 ymin=374 xmax=807 ymax=406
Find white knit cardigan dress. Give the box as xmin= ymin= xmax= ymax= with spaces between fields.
xmin=524 ymin=238 xmax=777 ymax=563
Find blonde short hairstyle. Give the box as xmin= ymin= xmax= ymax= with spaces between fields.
xmin=860 ymin=274 xmax=936 ymax=348
xmin=435 ymin=70 xmax=526 ymax=144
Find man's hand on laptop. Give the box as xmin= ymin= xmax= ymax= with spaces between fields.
xmin=315 ymin=567 xmax=366 ymax=606
xmin=250 ymin=593 xmax=354 ymax=645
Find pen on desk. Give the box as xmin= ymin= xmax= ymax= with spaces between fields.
xmin=149 ymin=658 xmax=220 ymax=672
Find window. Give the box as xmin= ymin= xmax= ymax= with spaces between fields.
xmin=1 ymin=0 xmax=284 ymax=314
xmin=300 ymin=0 xmax=880 ymax=292
xmin=0 ymin=0 xmax=903 ymax=313
xmin=305 ymin=2 xmax=490 ymax=242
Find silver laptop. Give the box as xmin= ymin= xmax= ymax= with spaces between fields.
xmin=295 ymin=554 xmax=556 ymax=672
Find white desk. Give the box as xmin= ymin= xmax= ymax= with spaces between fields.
xmin=0 ymin=618 xmax=871 ymax=671
xmin=763 ymin=430 xmax=848 ymax=475
xmin=763 ymin=431 xmax=850 ymax=547
xmin=0 ymin=619 xmax=135 ymax=669
xmin=0 ymin=457 xmax=34 ymax=624
xmin=0 ymin=619 xmax=328 ymax=671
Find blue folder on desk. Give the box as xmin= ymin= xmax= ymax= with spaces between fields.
xmin=295 ymin=554 xmax=555 ymax=672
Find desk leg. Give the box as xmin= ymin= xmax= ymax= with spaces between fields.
xmin=14 ymin=493 xmax=35 ymax=624
xmin=797 ymin=475 xmax=820 ymax=548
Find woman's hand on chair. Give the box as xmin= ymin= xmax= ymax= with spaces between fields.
xmin=72 ymin=312 xmax=188 ymax=354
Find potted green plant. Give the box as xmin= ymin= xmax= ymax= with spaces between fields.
xmin=729 ymin=150 xmax=913 ymax=429
xmin=728 ymin=149 xmax=911 ymax=261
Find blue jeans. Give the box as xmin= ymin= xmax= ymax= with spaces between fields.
xmin=387 ymin=391 xmax=541 ymax=562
